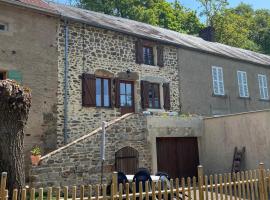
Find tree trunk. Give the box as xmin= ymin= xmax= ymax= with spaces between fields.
xmin=0 ymin=80 xmax=31 ymax=199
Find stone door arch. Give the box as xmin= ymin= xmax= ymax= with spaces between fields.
xmin=115 ymin=146 xmax=139 ymax=174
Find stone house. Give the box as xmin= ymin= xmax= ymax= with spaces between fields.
xmin=1 ymin=0 xmax=270 ymax=186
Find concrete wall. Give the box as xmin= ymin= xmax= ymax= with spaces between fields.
xmin=178 ymin=48 xmax=270 ymax=116
xmin=200 ymin=110 xmax=270 ymax=175
xmin=0 ymin=2 xmax=58 ymax=175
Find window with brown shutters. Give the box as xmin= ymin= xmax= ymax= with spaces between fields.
xmin=135 ymin=39 xmax=164 ymax=67
xmin=82 ymin=73 xmax=112 ymax=108
xmin=82 ymin=73 xmax=96 ymax=107
xmin=114 ymin=78 xmax=120 ymax=108
xmin=148 ymin=83 xmax=160 ymax=109
xmin=163 ymin=83 xmax=171 ymax=110
xmin=141 ymin=80 xmax=149 ymax=109
xmin=135 ymin=39 xmax=143 ymax=64
xmin=157 ymin=46 xmax=164 ymax=67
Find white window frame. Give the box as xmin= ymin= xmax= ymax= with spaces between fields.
xmin=212 ymin=66 xmax=225 ymax=96
xmin=258 ymin=74 xmax=269 ymax=100
xmin=237 ymin=70 xmax=249 ymax=98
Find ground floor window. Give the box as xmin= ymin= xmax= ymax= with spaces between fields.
xmin=96 ymin=77 xmax=111 ymax=107
xmin=148 ymin=83 xmax=160 ymax=108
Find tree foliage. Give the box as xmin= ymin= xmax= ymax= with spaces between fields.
xmin=196 ymin=0 xmax=228 ymax=26
xmin=77 ymin=0 xmax=203 ymax=34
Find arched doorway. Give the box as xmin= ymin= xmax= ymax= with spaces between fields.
xmin=115 ymin=146 xmax=139 ymax=174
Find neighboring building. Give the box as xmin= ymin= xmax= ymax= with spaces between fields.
xmin=1 ymin=0 xmax=270 ymax=185
xmin=0 ymin=0 xmax=59 ymax=178
xmin=179 ymin=47 xmax=270 ymax=116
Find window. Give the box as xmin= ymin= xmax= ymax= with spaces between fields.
xmin=148 ymin=83 xmax=160 ymax=108
xmin=212 ymin=66 xmax=225 ymax=95
xmin=96 ymin=78 xmax=110 ymax=107
xmin=135 ymin=40 xmax=164 ymax=67
xmin=258 ymin=74 xmax=269 ymax=100
xmin=143 ymin=46 xmax=154 ymax=65
xmin=0 ymin=71 xmax=7 ymax=80
xmin=120 ymin=82 xmax=133 ymax=107
xmin=0 ymin=23 xmax=7 ymax=32
xmin=237 ymin=71 xmax=249 ymax=98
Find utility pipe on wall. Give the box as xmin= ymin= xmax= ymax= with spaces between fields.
xmin=63 ymin=18 xmax=69 ymax=144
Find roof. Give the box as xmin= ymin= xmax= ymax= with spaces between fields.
xmin=2 ymin=0 xmax=270 ymax=66
xmin=49 ymin=3 xmax=270 ymax=67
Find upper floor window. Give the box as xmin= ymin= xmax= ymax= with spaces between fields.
xmin=136 ymin=39 xmax=164 ymax=67
xmin=148 ymin=83 xmax=160 ymax=109
xmin=0 ymin=23 xmax=8 ymax=32
xmin=96 ymin=78 xmax=110 ymax=107
xmin=143 ymin=46 xmax=154 ymax=65
xmin=0 ymin=71 xmax=7 ymax=80
xmin=237 ymin=71 xmax=249 ymax=98
xmin=258 ymin=74 xmax=269 ymax=100
xmin=212 ymin=66 xmax=225 ymax=95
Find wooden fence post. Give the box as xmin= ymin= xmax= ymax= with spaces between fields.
xmin=258 ymin=163 xmax=266 ymax=200
xmin=198 ymin=165 xmax=204 ymax=200
xmin=0 ymin=172 xmax=7 ymax=200
xmin=3 ymin=190 xmax=8 ymax=200
xmin=112 ymin=172 xmax=118 ymax=196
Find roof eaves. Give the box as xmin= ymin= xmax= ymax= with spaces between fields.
xmin=0 ymin=0 xmax=59 ymax=16
xmin=61 ymin=14 xmax=270 ymax=68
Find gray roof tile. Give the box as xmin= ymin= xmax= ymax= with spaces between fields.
xmin=51 ymin=3 xmax=270 ymax=66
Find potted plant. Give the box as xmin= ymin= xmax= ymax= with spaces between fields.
xmin=30 ymin=146 xmax=41 ymax=166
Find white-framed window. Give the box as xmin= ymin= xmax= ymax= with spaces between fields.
xmin=258 ymin=74 xmax=269 ymax=100
xmin=237 ymin=71 xmax=249 ymax=98
xmin=212 ymin=66 xmax=225 ymax=95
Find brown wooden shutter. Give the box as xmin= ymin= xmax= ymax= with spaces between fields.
xmin=135 ymin=39 xmax=143 ymax=64
xmin=157 ymin=45 xmax=164 ymax=67
xmin=114 ymin=78 xmax=120 ymax=108
xmin=141 ymin=80 xmax=149 ymax=109
xmin=82 ymin=73 xmax=96 ymax=107
xmin=163 ymin=83 xmax=171 ymax=110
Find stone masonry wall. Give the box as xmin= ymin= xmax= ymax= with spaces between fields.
xmin=30 ymin=114 xmax=151 ymax=187
xmin=57 ymin=20 xmax=180 ymax=146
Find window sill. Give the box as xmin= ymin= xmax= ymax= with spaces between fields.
xmin=95 ymin=106 xmax=114 ymax=110
xmin=259 ymin=99 xmax=270 ymax=102
xmin=238 ymin=96 xmax=251 ymax=100
xmin=212 ymin=93 xmax=227 ymax=98
xmin=146 ymin=108 xmax=165 ymax=112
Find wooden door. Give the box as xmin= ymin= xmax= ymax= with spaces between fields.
xmin=115 ymin=146 xmax=139 ymax=174
xmin=156 ymin=137 xmax=199 ymax=179
xmin=119 ymin=80 xmax=135 ymax=115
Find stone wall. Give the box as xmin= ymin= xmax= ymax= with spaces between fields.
xmin=57 ymin=21 xmax=180 ymax=146
xmin=30 ymin=114 xmax=151 ymax=187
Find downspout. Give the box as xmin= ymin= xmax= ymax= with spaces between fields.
xmin=63 ymin=18 xmax=69 ymax=144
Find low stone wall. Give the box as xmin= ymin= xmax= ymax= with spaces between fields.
xmin=30 ymin=114 xmax=151 ymax=187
